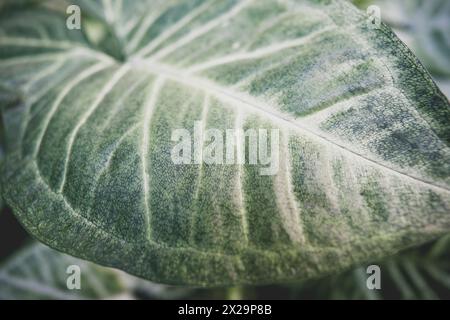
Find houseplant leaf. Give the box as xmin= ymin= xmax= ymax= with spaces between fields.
xmin=0 ymin=242 xmax=127 ymax=299
xmin=0 ymin=241 xmax=193 ymax=299
xmin=1 ymin=0 xmax=449 ymax=286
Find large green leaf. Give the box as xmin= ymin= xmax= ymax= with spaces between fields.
xmin=1 ymin=0 xmax=449 ymax=286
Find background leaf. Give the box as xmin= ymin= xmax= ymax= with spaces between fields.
xmin=0 ymin=242 xmax=128 ymax=299
xmin=0 ymin=241 xmax=193 ymax=299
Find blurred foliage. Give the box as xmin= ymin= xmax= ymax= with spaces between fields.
xmin=288 ymin=235 xmax=450 ymax=299
xmin=0 ymin=242 xmax=127 ymax=299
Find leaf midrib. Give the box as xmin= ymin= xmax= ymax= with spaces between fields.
xmin=129 ymin=58 xmax=450 ymax=194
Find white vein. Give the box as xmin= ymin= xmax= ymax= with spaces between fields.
xmin=301 ymin=88 xmax=387 ymax=125
xmin=3 ymin=20 xmax=50 ymax=39
xmin=0 ymin=38 xmax=114 ymax=65
xmin=121 ymin=16 xmax=140 ymax=37
xmin=185 ymin=26 xmax=334 ymax=74
xmin=0 ymin=37 xmax=75 ymax=48
xmin=0 ymin=52 xmax=66 ymax=67
xmin=125 ymin=11 xmax=162 ymax=54
xmin=141 ymin=77 xmax=165 ymax=241
xmin=33 ymin=62 xmax=112 ymax=158
xmin=74 ymin=78 xmax=146 ymax=217
xmin=91 ymin=124 xmax=140 ymax=194
xmin=102 ymin=0 xmax=115 ymax=24
xmin=275 ymin=129 xmax=305 ymax=244
xmin=135 ymin=1 xmax=213 ymax=58
xmin=190 ymin=93 xmax=209 ymax=244
xmin=23 ymin=59 xmax=65 ymax=98
xmin=142 ymin=0 xmax=253 ymax=61
xmin=59 ymin=65 xmax=130 ymax=193
xmin=35 ymin=165 xmax=130 ymax=246
xmin=114 ymin=0 xmax=123 ymax=21
xmin=234 ymin=109 xmax=249 ymax=244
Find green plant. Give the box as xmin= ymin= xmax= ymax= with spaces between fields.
xmin=1 ymin=0 xmax=449 ymax=288
xmin=0 ymin=241 xmax=193 ymax=299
